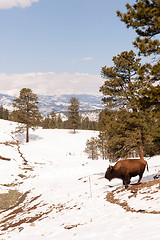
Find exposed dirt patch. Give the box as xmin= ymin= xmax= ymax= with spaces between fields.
xmin=0 ymin=190 xmax=68 ymax=234
xmin=64 ymin=223 xmax=83 ymax=230
xmin=0 ymin=155 xmax=11 ymax=161
xmin=0 ymin=141 xmax=18 ymax=146
xmin=106 ymin=179 xmax=160 ymax=214
xmin=0 ymin=190 xmax=22 ymax=210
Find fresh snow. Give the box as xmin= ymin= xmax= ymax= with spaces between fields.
xmin=0 ymin=119 xmax=160 ymax=240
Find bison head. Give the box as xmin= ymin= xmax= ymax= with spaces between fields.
xmin=105 ymin=165 xmax=113 ymax=181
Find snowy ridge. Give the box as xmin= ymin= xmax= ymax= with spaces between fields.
xmin=0 ymin=93 xmax=103 ymax=118
xmin=0 ymin=119 xmax=160 ymax=240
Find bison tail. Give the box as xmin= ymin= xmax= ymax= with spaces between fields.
xmin=146 ymin=162 xmax=149 ymax=172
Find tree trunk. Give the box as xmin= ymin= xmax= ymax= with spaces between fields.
xmin=138 ymin=128 xmax=144 ymax=160
xmin=26 ymin=106 xmax=30 ymax=143
xmin=26 ymin=124 xmax=29 ymax=143
xmin=26 ymin=115 xmax=29 ymax=143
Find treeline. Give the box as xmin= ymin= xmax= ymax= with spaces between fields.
xmin=41 ymin=111 xmax=97 ymax=131
xmin=0 ymin=90 xmax=98 ymax=143
xmin=85 ymin=108 xmax=160 ymax=162
xmin=0 ymin=106 xmax=10 ymax=120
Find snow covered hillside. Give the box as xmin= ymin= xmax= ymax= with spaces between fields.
xmin=0 ymin=119 xmax=160 ymax=240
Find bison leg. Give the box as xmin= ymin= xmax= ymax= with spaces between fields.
xmin=124 ymin=176 xmax=130 ymax=189
xmin=137 ymin=174 xmax=143 ymax=185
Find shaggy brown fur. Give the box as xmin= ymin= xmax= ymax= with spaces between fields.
xmin=105 ymin=159 xmax=148 ymax=188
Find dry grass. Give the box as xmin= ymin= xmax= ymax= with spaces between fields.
xmin=0 ymin=190 xmax=22 ymax=210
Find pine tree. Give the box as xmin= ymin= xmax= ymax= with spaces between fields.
xmin=85 ymin=137 xmax=99 ymax=160
xmin=99 ymin=0 xmax=160 ymax=160
xmin=12 ymin=88 xmax=41 ymax=143
xmin=81 ymin=117 xmax=90 ymax=130
xmin=56 ymin=114 xmax=63 ymax=129
xmin=0 ymin=105 xmax=3 ymax=119
xmin=49 ymin=111 xmax=57 ymax=128
xmin=67 ymin=97 xmax=81 ymax=133
xmin=98 ymin=131 xmax=108 ymax=160
xmin=100 ymin=50 xmax=144 ymax=111
xmin=2 ymin=109 xmax=9 ymax=120
xmin=0 ymin=105 xmax=9 ymax=120
xmin=117 ymin=0 xmax=160 ymax=112
xmin=41 ymin=116 xmax=50 ymax=129
xmin=100 ymin=50 xmax=155 ymax=160
xmin=117 ymin=0 xmax=160 ymax=57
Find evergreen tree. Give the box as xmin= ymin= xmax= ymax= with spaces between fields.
xmin=56 ymin=114 xmax=63 ymax=129
xmin=12 ymin=88 xmax=41 ymax=143
xmin=117 ymin=0 xmax=160 ymax=57
xmin=99 ymin=109 xmax=142 ymax=161
xmin=2 ymin=109 xmax=9 ymax=120
xmin=49 ymin=111 xmax=57 ymax=128
xmin=117 ymin=0 xmax=160 ymax=112
xmin=81 ymin=117 xmax=90 ymax=130
xmin=88 ymin=121 xmax=98 ymax=130
xmin=99 ymin=0 xmax=160 ymax=161
xmin=41 ymin=116 xmax=50 ymax=129
xmin=0 ymin=105 xmax=9 ymax=120
xmin=100 ymin=50 xmax=155 ymax=160
xmin=85 ymin=137 xmax=99 ymax=160
xmin=98 ymin=131 xmax=108 ymax=160
xmin=0 ymin=105 xmax=3 ymax=119
xmin=67 ymin=97 xmax=81 ymax=133
xmin=41 ymin=111 xmax=57 ymax=129
xmin=100 ymin=50 xmax=146 ymax=112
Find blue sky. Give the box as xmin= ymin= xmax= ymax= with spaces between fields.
xmin=0 ymin=0 xmax=136 ymax=96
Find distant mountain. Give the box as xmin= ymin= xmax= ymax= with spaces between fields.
xmin=0 ymin=94 xmax=14 ymax=111
xmin=0 ymin=93 xmax=104 ymax=119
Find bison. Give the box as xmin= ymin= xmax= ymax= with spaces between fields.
xmin=105 ymin=158 xmax=148 ymax=188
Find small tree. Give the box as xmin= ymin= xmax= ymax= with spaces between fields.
xmin=56 ymin=114 xmax=63 ymax=129
xmin=41 ymin=111 xmax=56 ymax=129
xmin=12 ymin=88 xmax=41 ymax=143
xmin=48 ymin=111 xmax=57 ymax=128
xmin=98 ymin=132 xmax=108 ymax=160
xmin=85 ymin=137 xmax=99 ymax=160
xmin=0 ymin=105 xmax=9 ymax=120
xmin=67 ymin=97 xmax=81 ymax=133
xmin=41 ymin=116 xmax=50 ymax=129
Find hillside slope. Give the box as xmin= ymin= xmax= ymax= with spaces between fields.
xmin=0 ymin=119 xmax=160 ymax=240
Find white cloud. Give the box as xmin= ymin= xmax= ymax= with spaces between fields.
xmin=0 ymin=72 xmax=104 ymax=96
xmin=82 ymin=57 xmax=94 ymax=61
xmin=0 ymin=0 xmax=39 ymax=9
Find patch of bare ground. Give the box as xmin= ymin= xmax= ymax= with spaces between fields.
xmin=64 ymin=223 xmax=84 ymax=230
xmin=0 ymin=192 xmax=50 ymax=232
xmin=0 ymin=190 xmax=22 ymax=210
xmin=0 ymin=140 xmax=55 ymax=234
xmin=0 ymin=141 xmax=18 ymax=147
xmin=106 ymin=179 xmax=160 ymax=214
xmin=0 ymin=190 xmax=69 ymax=234
xmin=0 ymin=156 xmax=11 ymax=161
